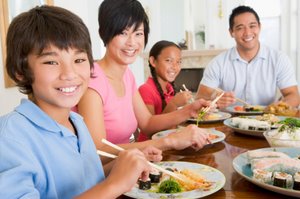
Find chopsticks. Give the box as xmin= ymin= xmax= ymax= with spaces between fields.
xmin=179 ymin=84 xmax=189 ymax=93
xmin=100 ymin=139 xmax=186 ymax=182
xmin=97 ymin=150 xmax=117 ymax=159
xmin=180 ymin=84 xmax=194 ymax=103
xmin=214 ymin=88 xmax=250 ymax=106
xmin=202 ymin=92 xmax=224 ymax=113
xmin=196 ymin=92 xmax=224 ymax=126
xmin=182 ymin=84 xmax=189 ymax=91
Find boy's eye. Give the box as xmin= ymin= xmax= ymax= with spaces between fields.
xmin=43 ymin=61 xmax=58 ymax=65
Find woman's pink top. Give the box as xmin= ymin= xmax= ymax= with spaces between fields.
xmin=88 ymin=63 xmax=138 ymax=144
xmin=138 ymin=77 xmax=174 ymax=141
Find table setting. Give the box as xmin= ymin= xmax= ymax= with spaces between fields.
xmin=119 ymin=96 xmax=300 ymax=198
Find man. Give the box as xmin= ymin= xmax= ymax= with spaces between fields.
xmin=196 ymin=5 xmax=299 ymax=108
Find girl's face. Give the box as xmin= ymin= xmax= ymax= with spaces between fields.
xmin=150 ymin=46 xmax=181 ymax=83
xmin=106 ymin=24 xmax=145 ymax=66
xmin=27 ymin=44 xmax=90 ymax=113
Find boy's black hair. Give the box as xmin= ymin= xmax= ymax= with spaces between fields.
xmin=98 ymin=0 xmax=149 ymax=46
xmin=6 ymin=5 xmax=94 ymax=94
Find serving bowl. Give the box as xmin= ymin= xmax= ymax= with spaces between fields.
xmin=263 ymin=129 xmax=300 ymax=147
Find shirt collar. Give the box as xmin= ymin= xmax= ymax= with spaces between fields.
xmin=15 ymin=99 xmax=82 ymax=137
xmin=165 ymin=83 xmax=175 ymax=96
xmin=230 ymin=43 xmax=267 ymax=63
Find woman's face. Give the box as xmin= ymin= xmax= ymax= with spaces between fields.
xmin=106 ymin=24 xmax=145 ymax=65
xmin=150 ymin=46 xmax=182 ymax=83
xmin=27 ymin=44 xmax=90 ymax=113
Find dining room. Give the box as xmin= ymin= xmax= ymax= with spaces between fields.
xmin=1 ymin=0 xmax=300 ymax=115
xmin=0 ymin=0 xmax=300 ymax=199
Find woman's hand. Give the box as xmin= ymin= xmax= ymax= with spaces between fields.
xmin=186 ymin=98 xmax=211 ymax=118
xmin=165 ymin=124 xmax=210 ymax=151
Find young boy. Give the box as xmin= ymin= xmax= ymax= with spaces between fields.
xmin=0 ymin=5 xmax=161 ymax=199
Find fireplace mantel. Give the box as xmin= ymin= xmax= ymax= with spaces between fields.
xmin=141 ymin=49 xmax=226 ymax=79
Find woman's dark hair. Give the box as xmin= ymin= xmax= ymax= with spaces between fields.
xmin=6 ymin=5 xmax=94 ymax=95
xmin=149 ymin=40 xmax=181 ymax=110
xmin=98 ymin=0 xmax=149 ymax=46
xmin=229 ymin=5 xmax=260 ymax=30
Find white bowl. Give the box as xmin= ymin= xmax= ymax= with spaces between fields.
xmin=263 ymin=130 xmax=300 ymax=147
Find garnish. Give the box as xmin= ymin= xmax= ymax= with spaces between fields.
xmin=196 ymin=110 xmax=206 ymax=126
xmin=278 ymin=118 xmax=300 ymax=133
xmin=158 ymin=179 xmax=182 ymax=193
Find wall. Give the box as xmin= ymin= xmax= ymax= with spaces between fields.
xmin=0 ymin=43 xmax=25 ymax=115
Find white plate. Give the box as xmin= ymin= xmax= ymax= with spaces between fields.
xmin=223 ymin=116 xmax=286 ymax=137
xmin=225 ymin=105 xmax=265 ymax=115
xmin=187 ymin=111 xmax=232 ymax=124
xmin=232 ymin=147 xmax=300 ymax=198
xmin=151 ymin=129 xmax=226 ymax=144
xmin=124 ymin=161 xmax=226 ymax=199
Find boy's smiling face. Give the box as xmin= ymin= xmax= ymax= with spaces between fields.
xmin=27 ymin=44 xmax=90 ymax=113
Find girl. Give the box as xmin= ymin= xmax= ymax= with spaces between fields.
xmin=138 ymin=40 xmax=194 ymax=141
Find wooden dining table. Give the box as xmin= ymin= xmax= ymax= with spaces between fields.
xmin=120 ymin=116 xmax=298 ymax=199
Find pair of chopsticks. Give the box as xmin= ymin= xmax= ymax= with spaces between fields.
xmin=214 ymin=88 xmax=250 ymax=106
xmin=179 ymin=84 xmax=195 ymax=103
xmin=196 ymin=92 xmax=224 ymax=126
xmin=202 ymin=92 xmax=225 ymax=113
xmin=97 ymin=139 xmax=186 ymax=182
xmin=179 ymin=84 xmax=189 ymax=93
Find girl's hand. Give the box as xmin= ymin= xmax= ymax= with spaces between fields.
xmin=171 ymin=91 xmax=193 ymax=107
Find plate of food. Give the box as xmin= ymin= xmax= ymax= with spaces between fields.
xmin=225 ymin=105 xmax=265 ymax=115
xmin=187 ymin=111 xmax=232 ymax=124
xmin=124 ymin=161 xmax=226 ymax=199
xmin=264 ymin=101 xmax=298 ymax=117
xmin=151 ymin=129 xmax=226 ymax=144
xmin=232 ymin=147 xmax=300 ymax=198
xmin=223 ymin=114 xmax=284 ymax=137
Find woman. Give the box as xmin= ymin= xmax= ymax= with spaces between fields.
xmin=77 ymin=0 xmax=211 ymax=162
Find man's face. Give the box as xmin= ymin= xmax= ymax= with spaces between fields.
xmin=230 ymin=12 xmax=261 ymax=52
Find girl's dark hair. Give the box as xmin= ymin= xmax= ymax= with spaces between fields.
xmin=229 ymin=5 xmax=260 ymax=30
xmin=6 ymin=5 xmax=94 ymax=95
xmin=98 ymin=0 xmax=149 ymax=46
xmin=149 ymin=40 xmax=181 ymax=110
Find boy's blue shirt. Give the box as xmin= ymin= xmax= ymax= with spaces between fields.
xmin=0 ymin=99 xmax=105 ymax=199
